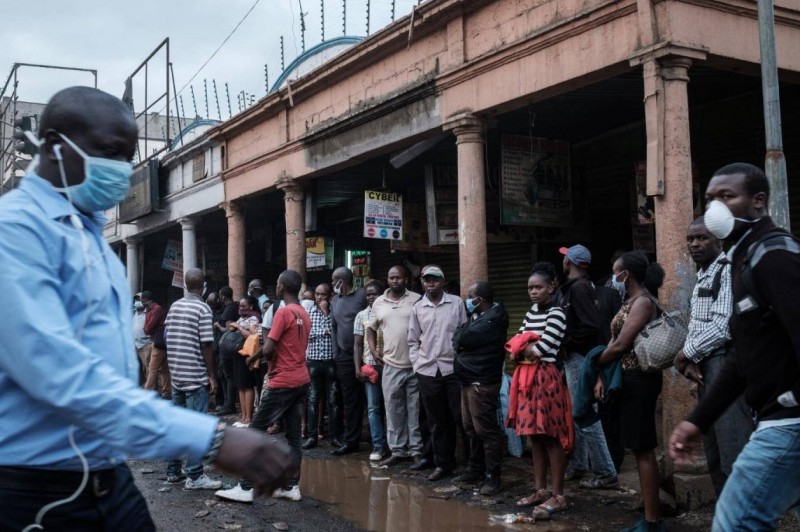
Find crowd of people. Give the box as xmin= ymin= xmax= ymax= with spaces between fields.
xmin=1 ymin=87 xmax=798 ymax=532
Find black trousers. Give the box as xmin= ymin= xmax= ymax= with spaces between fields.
xmin=0 ymin=464 xmax=155 ymax=531
xmin=417 ymin=371 xmax=466 ymax=471
xmin=461 ymin=382 xmax=504 ymax=476
xmin=335 ymin=356 xmax=365 ymax=446
xmin=221 ymin=355 xmax=237 ymax=410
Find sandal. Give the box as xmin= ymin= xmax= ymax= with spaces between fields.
xmin=516 ymin=488 xmax=551 ymax=507
xmin=532 ymin=494 xmax=568 ymax=519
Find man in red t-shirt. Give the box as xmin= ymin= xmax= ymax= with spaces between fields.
xmin=215 ymin=270 xmax=311 ymax=504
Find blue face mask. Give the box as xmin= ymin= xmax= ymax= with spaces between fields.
xmin=611 ymin=271 xmax=627 ymax=292
xmin=465 ymin=297 xmax=480 ymax=314
xmin=53 ymin=132 xmax=133 ymax=213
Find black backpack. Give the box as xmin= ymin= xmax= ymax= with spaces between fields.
xmin=740 ymin=229 xmax=800 ymax=311
xmin=593 ymin=284 xmax=623 ymax=344
xmin=218 ymin=329 xmax=246 ymax=359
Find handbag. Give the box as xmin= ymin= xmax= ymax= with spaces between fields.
xmin=633 ymin=297 xmax=688 ymax=373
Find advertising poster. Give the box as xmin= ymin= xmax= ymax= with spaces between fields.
xmin=634 ymin=161 xmax=655 ymax=225
xmin=501 ymin=135 xmax=573 ymax=227
xmin=171 ymin=271 xmax=184 ymax=289
xmin=161 ymin=239 xmax=183 ymax=272
xmin=306 ymin=236 xmax=327 ymax=271
xmin=364 ymin=190 xmax=403 ymax=240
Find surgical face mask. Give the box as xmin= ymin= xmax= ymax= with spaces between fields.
xmin=611 ymin=271 xmax=627 ymax=292
xmin=465 ymin=297 xmax=481 ymax=314
xmin=53 ymin=132 xmax=133 ymax=213
xmin=704 ymin=200 xmax=756 ymax=240
xmin=134 ymin=301 xmax=144 ymax=310
xmin=333 ymin=280 xmax=344 ymax=295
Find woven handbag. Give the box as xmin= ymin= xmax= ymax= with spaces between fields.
xmin=633 ymin=298 xmax=688 ymax=373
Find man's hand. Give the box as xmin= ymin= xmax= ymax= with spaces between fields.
xmin=208 ymin=378 xmax=218 ymax=396
xmin=593 ymin=376 xmax=605 ymax=403
xmin=668 ymin=421 xmax=704 ymax=465
xmin=674 ymin=351 xmax=703 ymax=384
xmin=213 ymin=428 xmax=293 ymax=496
xmin=355 ymin=368 xmax=368 ymax=383
xmin=371 ymin=349 xmax=384 ymax=365
xmin=246 ymin=354 xmax=259 ymax=368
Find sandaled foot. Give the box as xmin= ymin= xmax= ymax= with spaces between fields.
xmin=532 ymin=494 xmax=568 ymax=519
xmin=516 ymin=488 xmax=551 ymax=507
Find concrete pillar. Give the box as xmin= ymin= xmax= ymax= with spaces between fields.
xmin=224 ymin=201 xmax=247 ymax=299
xmin=125 ymin=238 xmax=140 ymax=297
xmin=278 ymin=178 xmax=306 ymax=281
xmin=179 ymin=217 xmax=198 ymax=273
xmin=648 ymin=57 xmax=716 ymax=508
xmin=444 ymin=113 xmax=488 ymax=297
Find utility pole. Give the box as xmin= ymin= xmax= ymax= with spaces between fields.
xmin=757 ymin=0 xmax=790 ymax=230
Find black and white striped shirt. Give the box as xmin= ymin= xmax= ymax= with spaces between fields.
xmin=165 ymin=293 xmax=214 ymax=391
xmin=519 ymin=303 xmax=567 ymax=362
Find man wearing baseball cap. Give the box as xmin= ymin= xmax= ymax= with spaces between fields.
xmin=558 ymin=245 xmax=619 ymax=489
xmin=408 ymin=265 xmax=468 ymax=481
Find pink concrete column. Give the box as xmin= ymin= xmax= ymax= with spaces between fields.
xmin=655 ymin=57 xmax=695 ymax=313
xmin=278 ymin=178 xmax=306 ymax=282
xmin=650 ymin=57 xmax=716 ymax=507
xmin=444 ymin=113 xmax=488 ymax=297
xmin=224 ymin=200 xmax=247 ymax=299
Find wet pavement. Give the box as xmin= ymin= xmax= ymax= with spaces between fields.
xmin=131 ymin=441 xmax=721 ymax=531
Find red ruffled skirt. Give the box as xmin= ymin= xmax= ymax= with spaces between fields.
xmin=506 ymin=361 xmax=574 ymax=453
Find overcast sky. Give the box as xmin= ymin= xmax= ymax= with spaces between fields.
xmin=1 ymin=0 xmax=419 ymax=122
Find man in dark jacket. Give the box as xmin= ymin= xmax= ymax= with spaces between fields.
xmin=558 ymin=245 xmax=618 ymax=488
xmin=670 ymin=163 xmax=800 ymax=530
xmin=452 ymin=282 xmax=508 ymax=496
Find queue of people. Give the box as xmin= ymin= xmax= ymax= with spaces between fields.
xmin=1 ymin=88 xmax=792 ymax=530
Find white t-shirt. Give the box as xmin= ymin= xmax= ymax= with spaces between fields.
xmin=262 ymin=300 xmax=286 ymax=331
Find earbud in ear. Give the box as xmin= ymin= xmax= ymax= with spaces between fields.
xmin=53 ymin=144 xmax=63 ymax=161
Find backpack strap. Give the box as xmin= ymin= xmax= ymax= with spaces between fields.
xmin=710 ymin=263 xmax=725 ymax=302
xmin=742 ymin=229 xmax=800 ymax=309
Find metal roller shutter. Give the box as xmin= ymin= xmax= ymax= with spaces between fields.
xmin=488 ymin=242 xmax=535 ymax=338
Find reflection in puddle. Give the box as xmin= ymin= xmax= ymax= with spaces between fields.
xmin=300 ymin=459 xmax=582 ymax=531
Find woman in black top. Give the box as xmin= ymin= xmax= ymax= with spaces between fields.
xmin=596 ymin=251 xmax=665 ymax=532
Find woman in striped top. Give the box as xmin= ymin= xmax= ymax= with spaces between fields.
xmin=508 ymin=262 xmax=572 ymax=517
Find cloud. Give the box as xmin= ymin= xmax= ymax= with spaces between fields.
xmin=0 ymin=0 xmax=418 ymax=121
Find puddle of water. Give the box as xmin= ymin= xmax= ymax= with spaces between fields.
xmin=300 ymin=458 xmax=582 ymax=531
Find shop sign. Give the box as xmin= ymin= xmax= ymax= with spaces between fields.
xmin=119 ymin=160 xmax=160 ymax=223
xmin=171 ymin=271 xmax=184 ymax=289
xmin=632 ymin=224 xmax=656 ymax=253
xmin=500 ymin=135 xmax=573 ymax=227
xmin=364 ymin=190 xmax=403 ymax=240
xmin=161 ymin=239 xmax=183 ymax=272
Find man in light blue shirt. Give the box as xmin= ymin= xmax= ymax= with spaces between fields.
xmin=0 ymin=87 xmax=292 ymax=531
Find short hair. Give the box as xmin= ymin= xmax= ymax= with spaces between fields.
xmin=472 ymin=281 xmax=494 ymax=302
xmin=689 ymin=215 xmax=706 ymax=229
xmin=387 ymin=264 xmax=409 ymax=278
xmin=530 ymin=262 xmax=557 ymax=284
xmin=39 ymin=86 xmax=135 ymax=138
xmin=279 ymin=269 xmax=303 ymax=295
xmin=243 ymin=296 xmax=260 ymax=310
xmin=219 ymin=286 xmax=233 ymax=299
xmin=332 ymin=267 xmax=354 ymax=284
xmin=365 ymin=280 xmax=384 ymax=292
xmin=139 ymin=290 xmax=155 ymax=302
xmin=713 ymin=163 xmax=770 ymax=199
xmin=315 ymin=283 xmax=332 ymax=294
xmin=620 ymin=251 xmax=665 ymax=293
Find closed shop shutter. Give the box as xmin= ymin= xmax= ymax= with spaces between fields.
xmin=488 ymin=242 xmax=535 ymax=338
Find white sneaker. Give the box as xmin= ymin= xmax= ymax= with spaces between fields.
xmin=215 ymin=484 xmax=254 ymax=503
xmin=369 ymin=449 xmax=385 ymax=461
xmin=185 ymin=473 xmax=222 ymax=490
xmin=272 ymin=485 xmax=302 ymax=501
xmin=232 ymin=421 xmax=250 ymax=428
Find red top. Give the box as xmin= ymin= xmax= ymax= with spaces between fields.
xmin=267 ymin=303 xmax=311 ymax=389
xmin=143 ymin=303 xmax=166 ymax=337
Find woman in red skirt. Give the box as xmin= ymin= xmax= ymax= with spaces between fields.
xmin=507 ymin=262 xmax=573 ymax=517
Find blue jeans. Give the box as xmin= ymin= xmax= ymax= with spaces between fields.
xmin=713 ymin=423 xmax=800 ymax=531
xmin=307 ymin=360 xmax=341 ymax=440
xmin=167 ymin=386 xmax=208 ymax=479
xmin=365 ymin=364 xmax=387 ymax=448
xmin=563 ymin=351 xmax=617 ymax=479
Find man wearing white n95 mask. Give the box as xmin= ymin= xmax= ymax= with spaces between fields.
xmin=0 ymin=87 xmax=292 ymax=531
